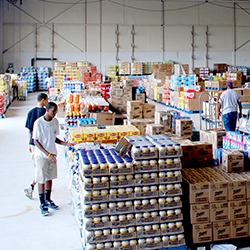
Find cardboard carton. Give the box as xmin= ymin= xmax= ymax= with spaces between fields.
xmin=155 ymin=111 xmax=172 ymax=132
xmin=89 ymin=112 xmax=115 ymax=125
xmin=175 ymin=119 xmax=193 ymax=137
xmin=210 ymin=202 xmax=229 ymax=222
xmin=135 ymin=93 xmax=146 ymax=103
xmin=222 ymin=149 xmax=244 ymax=173
xmin=146 ymin=124 xmax=165 ymax=135
xmin=213 ymin=221 xmax=230 ymax=241
xmin=231 ymin=219 xmax=249 ymax=239
xmin=229 ymin=200 xmax=247 ymax=220
xmin=192 ymin=223 xmax=212 ymax=244
xmin=190 ymin=203 xmax=210 ymax=224
xmin=210 ymin=131 xmax=226 ymax=149
xmin=142 ymin=103 xmax=155 ymax=119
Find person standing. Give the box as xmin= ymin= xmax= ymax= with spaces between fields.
xmin=44 ymin=73 xmax=54 ymax=95
xmin=220 ymin=81 xmax=242 ymax=131
xmin=24 ymin=93 xmax=48 ymax=199
xmin=33 ymin=102 xmax=74 ymax=216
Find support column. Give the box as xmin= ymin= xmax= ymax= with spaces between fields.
xmin=84 ymin=0 xmax=87 ymax=61
xmin=205 ymin=26 xmax=209 ymax=68
xmin=131 ymin=24 xmax=135 ymax=62
xmin=233 ymin=3 xmax=236 ymax=66
xmin=115 ymin=24 xmax=119 ymax=65
xmin=34 ymin=24 xmax=37 ymax=68
xmin=100 ymin=0 xmax=102 ymax=72
xmin=51 ymin=23 xmax=54 ymax=69
xmin=161 ymin=0 xmax=165 ymax=62
xmin=191 ymin=25 xmax=195 ymax=73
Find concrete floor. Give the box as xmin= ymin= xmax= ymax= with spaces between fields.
xmin=0 ymin=92 xmax=82 ymax=250
xmin=0 ymin=92 xmax=202 ymax=250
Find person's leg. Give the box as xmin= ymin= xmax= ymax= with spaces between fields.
xmin=222 ymin=113 xmax=231 ymax=131
xmin=35 ymin=155 xmax=50 ymax=216
xmin=24 ymin=145 xmax=37 ymax=199
xmin=229 ymin=112 xmax=238 ymax=131
xmin=45 ymin=162 xmax=59 ymax=210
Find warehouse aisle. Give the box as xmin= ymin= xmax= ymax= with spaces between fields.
xmin=0 ymin=92 xmax=82 ymax=250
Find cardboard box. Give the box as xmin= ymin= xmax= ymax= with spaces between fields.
xmin=190 ymin=203 xmax=210 ymax=224
xmin=231 ymin=219 xmax=249 ymax=239
xmin=175 ymin=119 xmax=193 ymax=137
xmin=123 ymin=79 xmax=134 ymax=88
xmin=243 ymin=88 xmax=250 ymax=95
xmin=229 ymin=200 xmax=247 ymax=220
xmin=209 ymin=181 xmax=228 ymax=203
xmin=146 ymin=124 xmax=165 ymax=135
xmin=240 ymin=95 xmax=250 ymax=102
xmin=127 ymin=101 xmax=143 ymax=119
xmin=210 ymin=131 xmax=226 ymax=149
xmin=89 ymin=112 xmax=115 ymax=125
xmin=213 ymin=221 xmax=230 ymax=241
xmin=247 ymin=200 xmax=250 ymax=218
xmin=192 ymin=223 xmax=212 ymax=244
xmin=194 ymin=143 xmax=213 ymax=159
xmin=142 ymin=103 xmax=155 ymax=119
xmin=222 ymin=149 xmax=244 ymax=173
xmin=57 ymin=104 xmax=65 ymax=118
xmin=210 ymin=202 xmax=229 ymax=222
xmin=188 ymin=182 xmax=210 ymax=204
xmin=135 ymin=93 xmax=146 ymax=103
xmin=155 ymin=111 xmax=172 ymax=132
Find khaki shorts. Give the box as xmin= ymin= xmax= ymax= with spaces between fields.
xmin=34 ymin=155 xmax=57 ymax=184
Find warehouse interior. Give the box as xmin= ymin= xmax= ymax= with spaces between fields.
xmin=1 ymin=0 xmax=250 ymax=73
xmin=2 ymin=1 xmax=250 ymax=250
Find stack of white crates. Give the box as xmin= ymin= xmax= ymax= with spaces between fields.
xmin=76 ymin=134 xmax=186 ymax=250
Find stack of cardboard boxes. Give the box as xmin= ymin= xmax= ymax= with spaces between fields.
xmin=108 ymin=80 xmax=135 ymax=114
xmin=125 ymin=101 xmax=156 ymax=136
xmin=182 ymin=167 xmax=250 ymax=244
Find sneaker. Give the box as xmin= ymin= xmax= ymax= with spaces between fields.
xmin=46 ymin=200 xmax=59 ymax=210
xmin=24 ymin=186 xmax=33 ymax=199
xmin=40 ymin=204 xmax=50 ymax=216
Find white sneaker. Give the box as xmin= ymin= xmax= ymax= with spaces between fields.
xmin=24 ymin=186 xmax=33 ymax=199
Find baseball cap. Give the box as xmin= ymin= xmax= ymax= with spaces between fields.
xmin=227 ymin=82 xmax=233 ymax=87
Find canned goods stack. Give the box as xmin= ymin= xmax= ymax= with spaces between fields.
xmin=75 ymin=134 xmax=186 ymax=250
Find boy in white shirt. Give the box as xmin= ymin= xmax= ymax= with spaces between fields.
xmin=33 ymin=102 xmax=74 ymax=216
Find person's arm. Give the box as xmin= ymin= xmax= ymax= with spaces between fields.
xmin=34 ymin=139 xmax=57 ymax=163
xmin=238 ymin=100 xmax=242 ymax=118
xmin=55 ymin=137 xmax=74 ymax=147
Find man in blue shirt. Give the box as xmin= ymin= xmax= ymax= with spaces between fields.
xmin=220 ymin=82 xmax=242 ymax=131
xmin=24 ymin=93 xmax=48 ymax=199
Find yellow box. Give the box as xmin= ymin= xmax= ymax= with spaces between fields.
xmin=69 ymin=127 xmax=83 ymax=143
xmin=106 ymin=126 xmax=118 ymax=141
xmin=82 ymin=127 xmax=95 ymax=142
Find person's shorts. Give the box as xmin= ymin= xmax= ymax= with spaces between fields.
xmin=29 ymin=145 xmax=35 ymax=165
xmin=34 ymin=155 xmax=57 ymax=184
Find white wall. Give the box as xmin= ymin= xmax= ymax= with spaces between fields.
xmin=1 ymin=0 xmax=250 ymax=74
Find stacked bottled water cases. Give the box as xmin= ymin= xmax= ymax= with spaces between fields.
xmin=20 ymin=67 xmax=36 ymax=92
xmin=79 ymin=134 xmax=185 ymax=250
xmin=37 ymin=67 xmax=50 ymax=90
